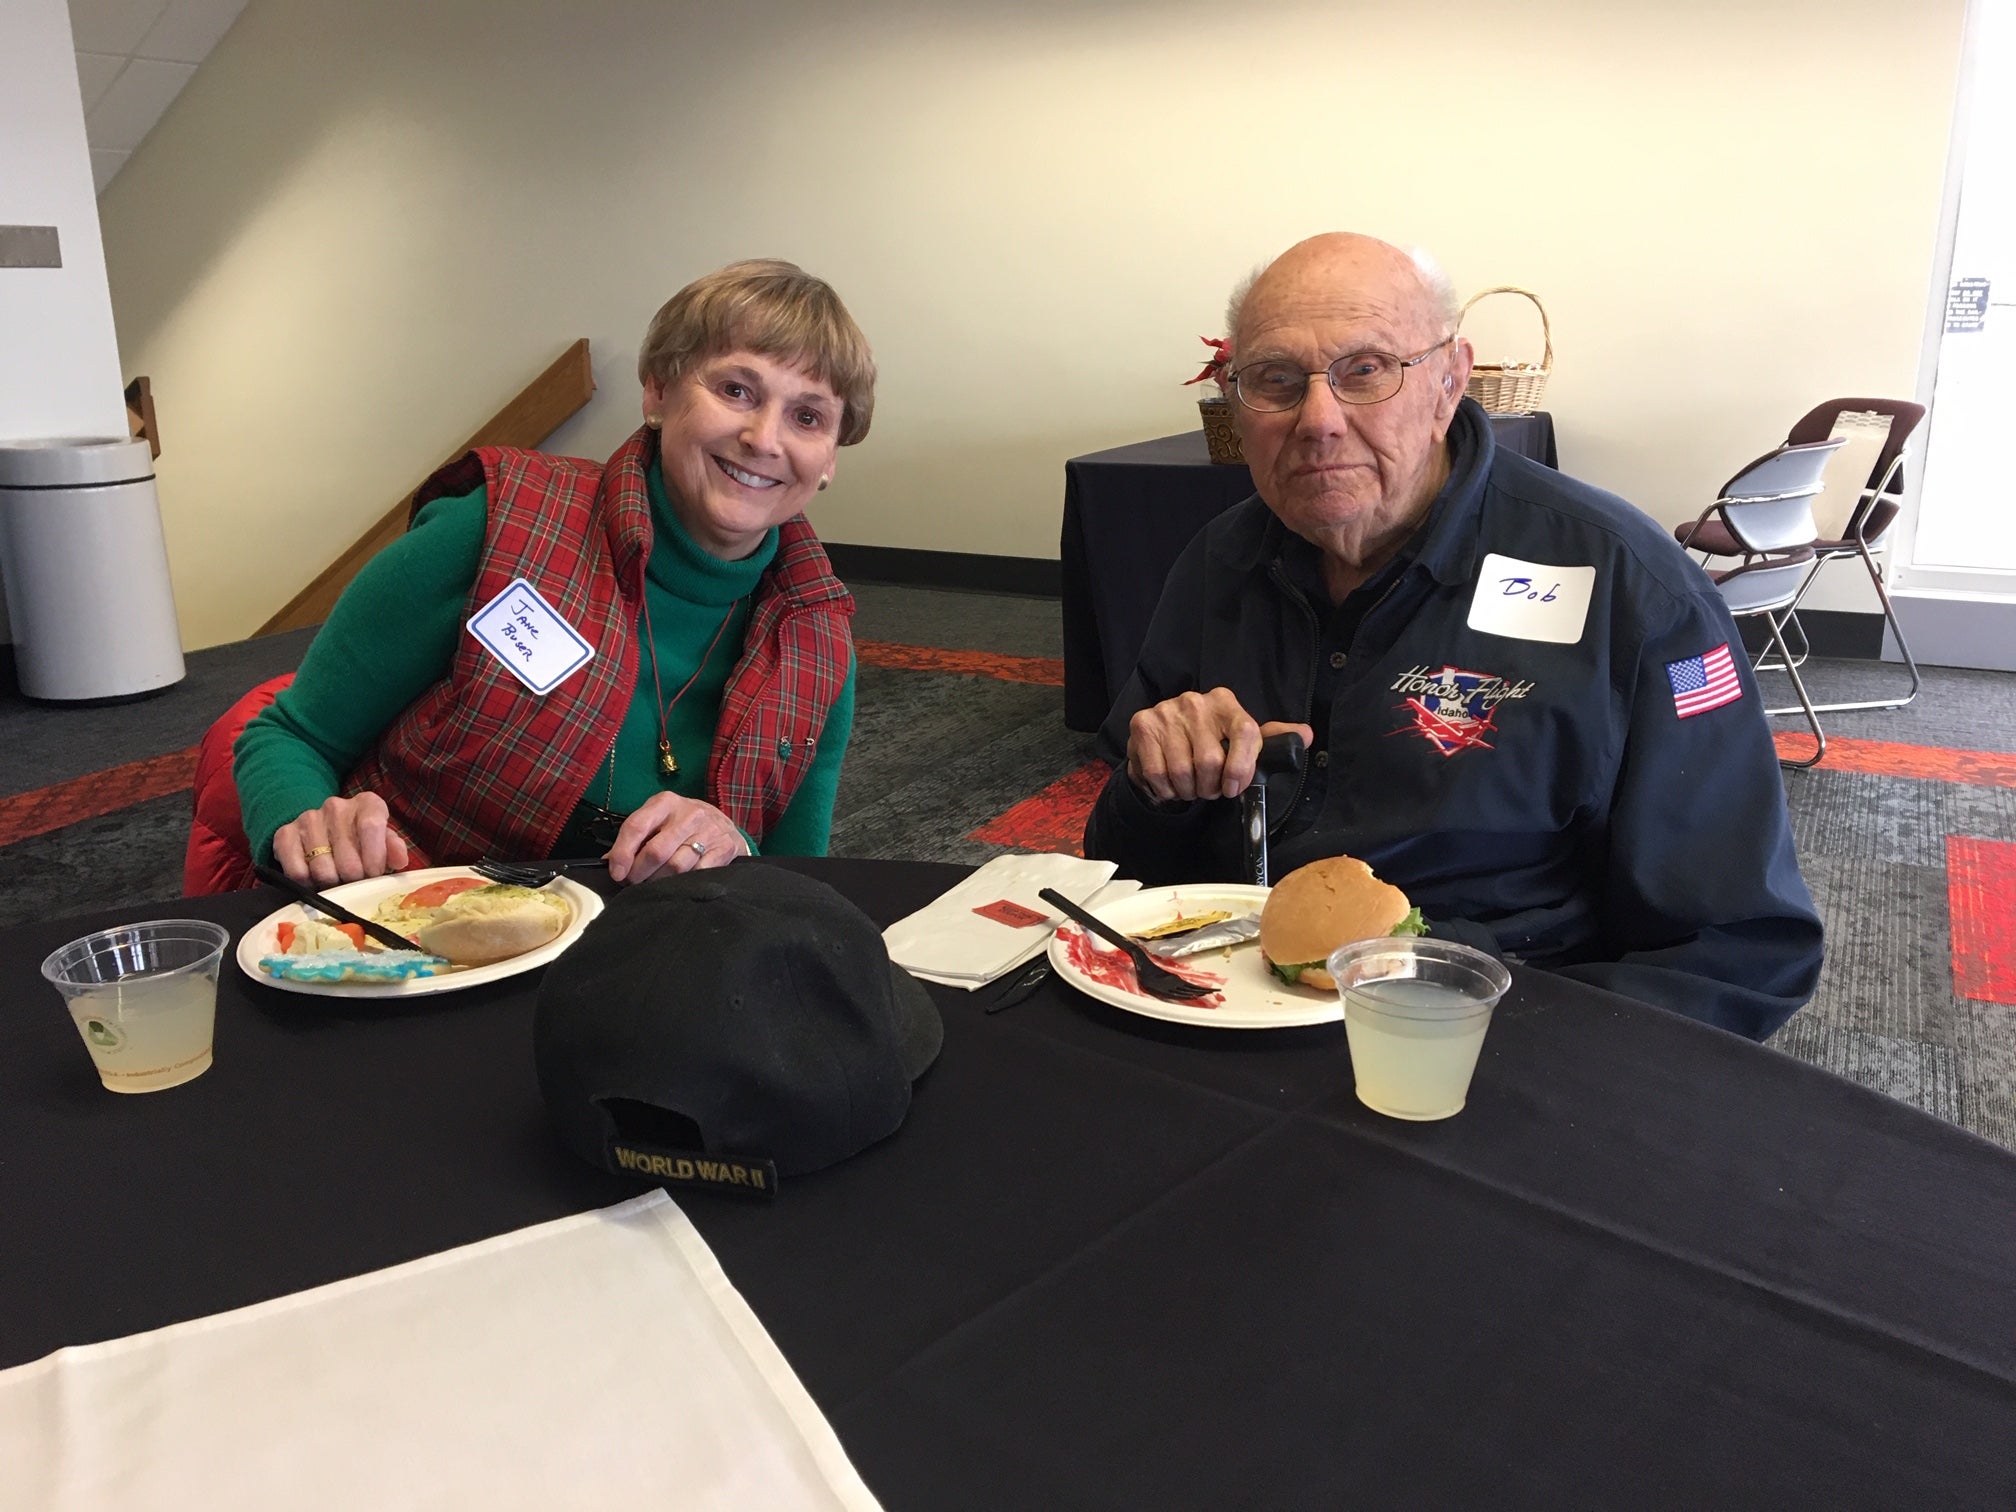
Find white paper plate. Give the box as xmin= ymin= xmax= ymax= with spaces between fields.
xmin=236 ymin=866 xmax=605 ymax=999
xmin=1045 ymin=883 xmax=1342 ymax=1030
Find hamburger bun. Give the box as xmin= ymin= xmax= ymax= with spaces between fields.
xmin=415 ymin=883 xmax=570 ymax=966
xmin=1259 ymin=856 xmax=1416 ymax=991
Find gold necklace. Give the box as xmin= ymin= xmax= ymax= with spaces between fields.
xmin=638 ymin=595 xmax=742 ymax=780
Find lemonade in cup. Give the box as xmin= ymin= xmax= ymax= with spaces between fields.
xmin=42 ymin=920 xmax=231 ymax=1093
xmin=1327 ymin=936 xmax=1511 ymax=1121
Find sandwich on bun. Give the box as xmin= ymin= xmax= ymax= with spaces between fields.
xmin=1259 ymin=856 xmax=1426 ymax=990
xmin=412 ymin=882 xmax=571 ymax=966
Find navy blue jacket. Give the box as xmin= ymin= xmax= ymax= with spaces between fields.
xmin=1085 ymin=400 xmax=1823 ymax=1040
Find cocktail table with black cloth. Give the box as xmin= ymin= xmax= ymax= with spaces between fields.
xmin=3 ymin=856 xmax=2012 ymax=1509
xmin=1062 ymin=415 xmax=1559 ymax=731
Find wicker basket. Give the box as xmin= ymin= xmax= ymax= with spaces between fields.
xmin=1197 ymin=395 xmax=1244 ymax=464
xmin=1459 ymin=286 xmax=1552 ymax=414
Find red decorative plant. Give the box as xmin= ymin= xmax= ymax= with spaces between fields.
xmin=1183 ymin=337 xmax=1233 ymax=391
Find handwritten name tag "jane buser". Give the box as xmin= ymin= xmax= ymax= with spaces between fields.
xmin=466 ymin=578 xmax=596 ymax=694
xmin=1465 ymin=553 xmax=1597 ymax=644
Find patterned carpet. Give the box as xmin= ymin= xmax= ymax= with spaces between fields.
xmin=1761 ymin=660 xmax=2016 ymax=1149
xmin=3 ymin=585 xmax=2012 ymax=1147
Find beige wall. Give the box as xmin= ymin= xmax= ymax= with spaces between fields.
xmin=99 ymin=0 xmax=1967 ymax=648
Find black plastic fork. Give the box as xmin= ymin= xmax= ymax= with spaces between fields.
xmin=1037 ymin=888 xmax=1217 ymax=1002
xmin=470 ymin=856 xmax=606 ymax=888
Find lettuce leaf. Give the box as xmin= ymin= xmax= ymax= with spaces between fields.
xmin=1270 ymin=911 xmax=1426 ymax=983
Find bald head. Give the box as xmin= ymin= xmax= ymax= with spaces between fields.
xmin=1232 ymin=234 xmax=1455 ymax=357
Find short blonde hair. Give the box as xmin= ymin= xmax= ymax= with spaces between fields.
xmin=637 ymin=259 xmax=877 ymax=445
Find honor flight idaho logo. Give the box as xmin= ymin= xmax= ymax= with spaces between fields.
xmin=1389 ymin=665 xmax=1534 ymax=757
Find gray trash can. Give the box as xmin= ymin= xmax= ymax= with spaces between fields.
xmin=0 ymin=437 xmax=186 ymax=701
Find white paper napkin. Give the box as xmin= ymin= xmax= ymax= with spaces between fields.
xmin=0 ymin=1194 xmax=880 ymax=1511
xmin=883 ymin=853 xmax=1139 ymax=989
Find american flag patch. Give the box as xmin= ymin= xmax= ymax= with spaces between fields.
xmin=1667 ymin=642 xmax=1743 ymax=718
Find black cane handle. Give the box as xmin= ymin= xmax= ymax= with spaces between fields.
xmin=1256 ymin=731 xmax=1307 ymax=777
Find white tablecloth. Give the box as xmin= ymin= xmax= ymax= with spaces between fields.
xmin=0 ymin=1193 xmax=880 ymax=1510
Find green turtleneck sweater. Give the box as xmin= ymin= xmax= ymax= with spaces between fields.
xmin=234 ymin=465 xmax=855 ymax=865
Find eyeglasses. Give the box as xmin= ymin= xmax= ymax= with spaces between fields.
xmin=1229 ymin=336 xmax=1454 ymax=413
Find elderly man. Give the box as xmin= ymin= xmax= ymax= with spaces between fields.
xmin=1084 ymin=233 xmax=1822 ymax=1040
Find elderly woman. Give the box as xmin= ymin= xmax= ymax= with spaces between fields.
xmin=233 ymin=259 xmax=870 ymax=887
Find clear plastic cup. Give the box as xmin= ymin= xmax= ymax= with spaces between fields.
xmin=41 ymin=920 xmax=231 ymax=1093
xmin=1326 ymin=936 xmax=1512 ymax=1121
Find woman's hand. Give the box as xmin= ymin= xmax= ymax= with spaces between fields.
xmin=273 ymin=792 xmax=410 ymax=886
xmin=605 ymin=793 xmax=746 ymax=883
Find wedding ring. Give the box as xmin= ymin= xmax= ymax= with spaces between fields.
xmin=685 ymin=840 xmax=708 ymax=858
xmin=303 ymin=845 xmax=334 ymax=859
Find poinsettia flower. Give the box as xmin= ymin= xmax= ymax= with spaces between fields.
xmin=1183 ymin=336 xmax=1234 ymax=386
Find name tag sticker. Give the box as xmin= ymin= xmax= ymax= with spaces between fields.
xmin=1466 ymin=554 xmax=1596 ymax=644
xmin=466 ymin=578 xmax=595 ymax=694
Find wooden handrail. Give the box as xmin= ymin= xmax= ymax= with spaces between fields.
xmin=256 ymin=339 xmax=596 ymax=636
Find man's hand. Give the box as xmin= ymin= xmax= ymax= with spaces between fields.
xmin=1125 ymin=688 xmax=1313 ymax=803
xmin=605 ymin=793 xmax=746 ymax=884
xmin=274 ymin=792 xmax=410 ymax=886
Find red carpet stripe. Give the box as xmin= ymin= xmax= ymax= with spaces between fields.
xmin=1947 ymin=837 xmax=2016 ymax=1005
xmin=1773 ymin=732 xmax=2016 ymax=787
xmin=966 ymin=761 xmax=1108 ymax=855
xmin=967 ymin=738 xmax=2016 ymax=865
xmin=855 ymin=641 xmax=1065 ymax=686
xmin=0 ymin=746 xmax=200 ymax=848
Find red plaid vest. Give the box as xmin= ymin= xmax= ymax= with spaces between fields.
xmin=343 ymin=427 xmax=854 ymax=862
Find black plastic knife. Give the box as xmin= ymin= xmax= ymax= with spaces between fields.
xmin=253 ymin=864 xmax=421 ymax=953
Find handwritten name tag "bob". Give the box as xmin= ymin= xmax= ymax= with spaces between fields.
xmin=1465 ymin=553 xmax=1596 ymax=644
xmin=466 ymin=577 xmax=595 ymax=694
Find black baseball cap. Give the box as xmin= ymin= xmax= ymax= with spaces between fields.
xmin=533 ymin=864 xmax=942 ymax=1195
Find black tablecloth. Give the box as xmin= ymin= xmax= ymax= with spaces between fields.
xmin=1061 ymin=414 xmax=1559 ymax=731
xmin=5 ymin=857 xmax=2014 ymax=1509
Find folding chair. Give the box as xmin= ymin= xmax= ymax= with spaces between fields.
xmin=1678 ymin=438 xmax=1847 ymax=769
xmin=1678 ymin=398 xmax=1927 ymax=714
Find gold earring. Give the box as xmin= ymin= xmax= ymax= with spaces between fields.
xmin=646 ymin=415 xmax=662 ymax=429
xmin=817 ymin=476 xmax=831 ymax=491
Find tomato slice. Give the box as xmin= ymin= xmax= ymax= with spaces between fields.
xmin=279 ymin=919 xmax=366 ymax=951
xmin=398 ymin=877 xmax=488 ymax=910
